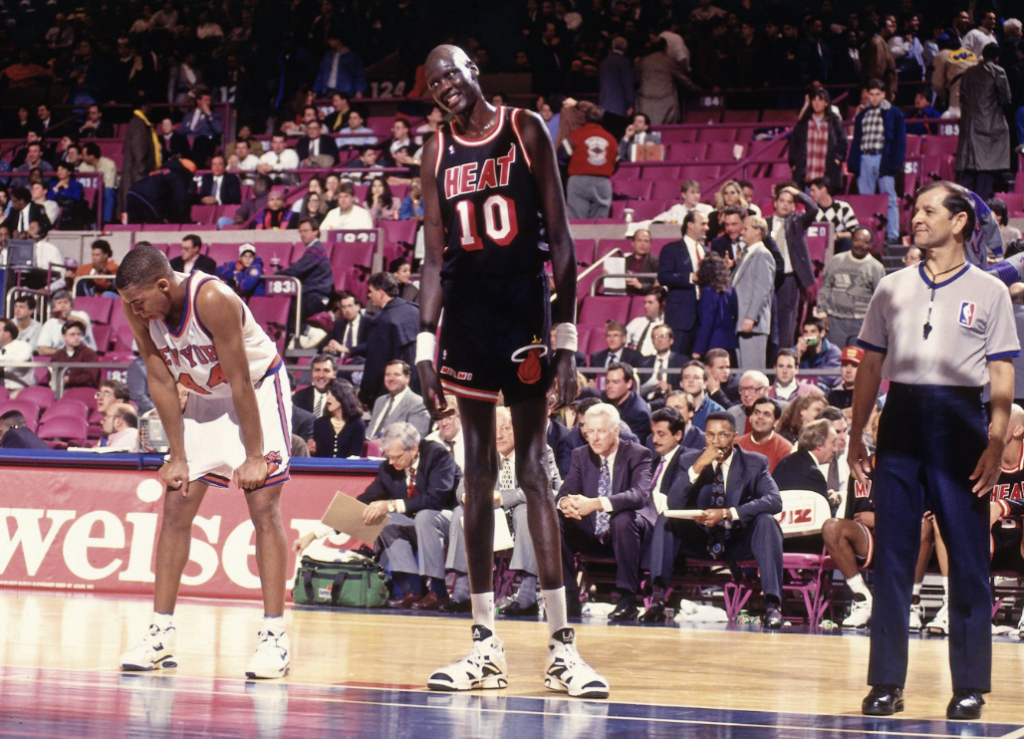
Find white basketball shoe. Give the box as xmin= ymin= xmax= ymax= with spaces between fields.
xmin=926 ymin=602 xmax=949 ymax=636
xmin=246 ymin=628 xmax=290 ymax=679
xmin=843 ymin=598 xmax=872 ymax=629
xmin=909 ymin=601 xmax=925 ymax=631
xmin=428 ymin=625 xmax=509 ymax=691
xmin=120 ymin=624 xmax=177 ymax=671
xmin=545 ymin=628 xmax=609 ymax=699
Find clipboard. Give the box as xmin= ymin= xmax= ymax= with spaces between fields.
xmin=320 ymin=492 xmax=387 ymax=544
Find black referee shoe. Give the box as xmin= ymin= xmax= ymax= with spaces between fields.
xmin=862 ymin=686 xmax=904 ymax=716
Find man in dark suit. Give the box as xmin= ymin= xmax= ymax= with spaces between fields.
xmin=292 ymin=354 xmax=336 ymax=418
xmin=664 ymin=390 xmax=707 ymax=452
xmin=664 ymin=412 xmax=786 ymax=628
xmin=323 ymin=291 xmax=369 ymax=358
xmin=658 ymin=210 xmax=707 ymax=355
xmin=710 ymin=204 xmax=747 ymax=264
xmin=641 ymin=406 xmax=692 ymax=622
xmin=291 ymin=405 xmax=315 ymax=442
xmin=767 ymin=183 xmax=818 ymax=348
xmin=125 ymin=158 xmax=197 ymax=225
xmin=359 ymin=422 xmax=461 ymax=608
xmin=0 ymin=411 xmax=49 ymax=449
xmin=157 ymin=117 xmax=191 ymax=161
xmin=358 ymin=271 xmax=419 ymax=407
xmin=624 ymin=228 xmax=660 ymax=296
xmin=296 ymin=119 xmax=339 ymax=167
xmin=640 ymin=325 xmax=685 ymax=401
xmin=589 ymin=320 xmax=644 ymax=369
xmin=773 ymin=417 xmax=838 ymax=510
xmin=169 ymin=233 xmax=217 ymax=275
xmin=557 ymin=402 xmax=654 ymax=621
xmin=196 ymin=155 xmax=242 ymax=205
xmin=602 ymin=361 xmax=652 ymax=444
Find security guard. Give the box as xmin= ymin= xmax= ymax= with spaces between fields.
xmin=848 ymin=181 xmax=1019 ymax=721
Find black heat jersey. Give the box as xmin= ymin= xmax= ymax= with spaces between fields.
xmin=843 ymin=459 xmax=875 ymax=520
xmin=434 ymin=106 xmax=548 ymax=279
xmin=990 ymin=453 xmax=1024 ymax=571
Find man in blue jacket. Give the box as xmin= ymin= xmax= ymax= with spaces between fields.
xmin=313 ymin=34 xmax=367 ymax=97
xmin=848 ymin=78 xmax=906 ymax=244
xmin=278 ymin=220 xmax=334 ymax=321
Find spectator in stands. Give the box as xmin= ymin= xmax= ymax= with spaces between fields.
xmin=956 ymin=43 xmax=1011 ymax=202
xmin=78 ymin=104 xmax=112 ymax=139
xmin=197 ymin=155 xmax=241 ymax=206
xmin=74 ymin=239 xmax=118 ymax=297
xmin=313 ymin=34 xmax=367 ymax=97
xmin=768 ymin=183 xmax=818 ymax=348
xmin=389 ymin=258 xmax=419 ymax=303
xmin=256 ymin=133 xmax=300 ymax=181
xmin=366 ymin=177 xmax=401 ymax=220
xmin=11 ymin=142 xmax=53 ymax=189
xmin=599 ymin=37 xmax=634 ymax=119
xmin=736 ymin=397 xmax=792 ymax=472
xmin=564 ymin=104 xmax=617 ymax=219
xmin=862 ymin=16 xmax=898 ymax=101
xmin=310 ymin=378 xmax=366 ymax=458
xmin=10 ymin=295 xmax=41 ymax=349
xmin=728 ymin=370 xmax=769 ymax=434
xmin=0 ymin=319 xmax=35 ymax=394
xmin=424 ymin=394 xmax=464 ymax=472
xmin=338 ymin=108 xmax=378 ymax=148
xmin=680 ymin=360 xmax=724 ymax=430
xmin=293 ymin=354 xmax=336 ymax=418
xmin=772 ymin=418 xmax=837 ymax=508
xmin=6 ymin=188 xmax=36 ymax=236
xmin=0 ymin=410 xmax=48 ymax=449
xmin=626 ymin=286 xmax=664 ymax=357
xmin=589 ymin=320 xmax=643 ymax=369
xmin=662 ymin=391 xmax=705 ymax=451
xmin=903 ymin=245 xmax=922 ymax=266
xmin=794 ymin=317 xmax=842 ymax=391
xmin=557 ymin=401 xmax=654 ymax=621
xmin=963 ymin=11 xmax=999 ymax=58
xmin=809 ymin=176 xmax=859 ymax=252
xmin=413 ymin=105 xmax=445 ymax=147
xmin=692 ymin=252 xmax=738 ymax=360
xmin=618 ymin=113 xmax=662 ymax=162
xmin=228 ymin=139 xmax=261 ymax=177
xmin=817 ymin=227 xmax=885 ymax=349
xmin=254 ymin=189 xmax=290 ymax=230
xmin=323 ymin=291 xmax=368 ymax=358
xmin=707 ymin=180 xmax=758 ymax=238
xmin=59 ymin=143 xmax=82 ymax=171
xmin=733 ymin=216 xmax=776 ymax=369
xmin=290 ymin=191 xmax=325 ymax=229
xmin=828 ymin=346 xmax=863 ymax=409
xmin=602 ymin=361 xmax=652 ymax=442
xmin=35 ymin=291 xmax=96 ymax=355
xmin=381 ymin=119 xmax=414 ymax=168
xmin=768 ymin=348 xmax=814 ymax=402
xmin=890 ymin=13 xmax=925 ymax=84
xmin=640 ymin=325 xmax=683 ymax=401
xmin=321 ymin=181 xmax=374 ymax=232
xmin=59 ymin=320 xmax=100 ymax=390
xmin=297 ymin=119 xmax=339 ymax=168
xmin=215 ymin=244 xmax=264 ymax=300
xmin=157 ymin=117 xmax=190 ymax=161
xmin=101 ymin=403 xmax=140 ymax=452
xmin=325 ymin=93 xmax=352 ymax=134
xmin=848 ymin=78 xmax=906 ymax=245
xmin=231 ymin=175 xmax=271 ymax=228
xmin=709 ymin=205 xmax=747 ymax=265
xmin=622 ymin=229 xmax=659 ymax=296
xmin=170 ymin=234 xmax=216 ymax=275
xmin=704 ymin=347 xmax=739 ymax=408
xmin=635 ymin=37 xmax=691 ymax=125
xmin=399 ymin=177 xmax=424 ymax=221
xmin=125 ymin=158 xmax=197 ymax=224
xmin=658 ymin=211 xmax=707 ymax=355
xmin=29 ymin=182 xmax=59 ymax=230
xmin=79 ymin=143 xmax=117 ymax=224
xmin=278 ymin=220 xmax=334 ymax=321
xmin=989 ymin=198 xmax=1022 ymax=245
xmin=177 ymin=88 xmax=223 ymax=167
xmin=281 ymin=103 xmax=320 ymax=138
xmin=342 ymin=146 xmax=385 ymax=185
xmin=906 ymin=89 xmax=940 ymax=135
xmin=777 ymin=387 xmax=827 ymax=444
xmin=95 ymin=378 xmax=130 ymax=429
xmin=931 ymin=34 xmax=976 ymax=129
xmin=366 ymin=360 xmax=431 ymax=440
xmin=652 ymin=180 xmax=714 ymax=226
xmin=358 ymin=272 xmax=419 ymax=406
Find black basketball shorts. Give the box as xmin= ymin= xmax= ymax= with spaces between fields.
xmin=990 ymin=523 xmax=1024 ymax=573
xmin=438 ymin=271 xmax=552 ymax=406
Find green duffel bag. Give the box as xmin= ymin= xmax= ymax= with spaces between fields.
xmin=293 ymin=554 xmax=389 ymax=608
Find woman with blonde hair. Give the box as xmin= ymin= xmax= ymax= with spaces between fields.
xmin=708 ymin=179 xmax=761 ymax=236
xmin=777 ymin=387 xmax=828 ymax=443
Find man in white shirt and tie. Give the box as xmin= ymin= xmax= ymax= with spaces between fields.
xmin=293 ymin=354 xmax=336 ymax=419
xmin=640 ymin=325 xmax=683 ymax=400
xmin=625 ymin=288 xmax=664 ymax=357
xmin=198 ymin=155 xmax=240 ymax=205
xmin=257 ymin=133 xmax=300 ymax=182
xmin=325 ymin=291 xmax=366 ymax=360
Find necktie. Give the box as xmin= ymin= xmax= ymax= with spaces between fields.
xmin=606 ymin=352 xmax=618 ymax=368
xmin=656 ymin=356 xmax=667 ymax=384
xmin=373 ymin=394 xmax=395 ymax=437
xmin=444 ymin=439 xmax=455 ymax=456
xmin=652 ymin=457 xmax=666 ymax=494
xmin=407 ymin=472 xmax=418 ymax=498
xmin=213 ymin=176 xmax=221 ymax=203
xmin=594 ymin=459 xmax=612 ymax=540
xmin=311 ymin=138 xmax=319 ymax=157
xmin=499 ymin=456 xmax=515 ymax=490
xmin=707 ymin=464 xmax=727 ymax=559
xmin=344 ymin=321 xmax=355 ymax=349
xmin=828 ymin=458 xmax=840 ymax=493
xmin=313 ymin=391 xmax=324 ymax=417
xmin=636 ymin=320 xmax=653 ymax=353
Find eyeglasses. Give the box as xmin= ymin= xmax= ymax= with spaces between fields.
xmin=738 ymin=386 xmax=762 ymax=395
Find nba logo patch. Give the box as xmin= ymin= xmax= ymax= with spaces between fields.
xmin=958 ymin=301 xmax=976 ymax=327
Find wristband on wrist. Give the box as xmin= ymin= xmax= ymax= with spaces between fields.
xmin=553 ymin=322 xmax=578 ymax=352
xmin=415 ymin=331 xmax=437 ymax=364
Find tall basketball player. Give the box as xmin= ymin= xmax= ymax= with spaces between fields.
xmin=115 ymin=246 xmax=293 ymax=679
xmin=416 ymin=45 xmax=608 ymax=698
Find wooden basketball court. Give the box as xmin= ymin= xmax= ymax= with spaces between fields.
xmin=1 ymin=591 xmax=1022 ymax=738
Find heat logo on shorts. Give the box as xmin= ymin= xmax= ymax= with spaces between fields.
xmin=511 ymin=338 xmax=548 ymax=385
xmin=958 ymin=301 xmax=976 ymax=328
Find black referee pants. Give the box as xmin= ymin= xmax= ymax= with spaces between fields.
xmin=869 ymin=383 xmax=992 ymax=692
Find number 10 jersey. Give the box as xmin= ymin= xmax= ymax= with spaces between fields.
xmin=434 ymin=106 xmax=548 ymax=279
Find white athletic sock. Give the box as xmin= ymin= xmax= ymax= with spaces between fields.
xmin=942 ymin=577 xmax=949 ymax=601
xmin=264 ymin=615 xmax=285 ymax=634
xmin=542 ymin=587 xmax=568 ymax=636
xmin=912 ymin=582 xmax=922 ymax=598
xmin=153 ymin=612 xmax=174 ymax=631
xmin=846 ymin=574 xmax=872 ymax=601
xmin=471 ymin=592 xmax=495 ymax=632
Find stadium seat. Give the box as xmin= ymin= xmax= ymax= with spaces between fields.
xmin=16 ymin=386 xmax=55 ymax=410
xmin=247 ymin=296 xmax=290 ymax=354
xmin=595 ymin=239 xmax=631 ymax=261
xmin=652 ymin=179 xmax=687 ymax=201
xmin=380 ymin=219 xmax=417 ymax=250
xmin=41 ymin=399 xmax=90 ymax=423
xmin=62 ymin=386 xmax=99 ymax=412
xmin=0 ymin=388 xmax=8 ymax=402
xmin=666 ymin=142 xmax=707 ymax=162
xmin=255 ymin=243 xmax=295 ymax=269
xmin=922 ymin=135 xmax=957 ymax=157
xmin=190 ymin=205 xmax=218 ymax=225
xmin=657 ymin=128 xmax=697 ymax=145
xmin=331 ymin=241 xmax=375 ymax=290
xmin=33 ymin=355 xmax=51 ymax=386
xmin=74 ymin=296 xmax=115 ymax=325
xmin=574 ymin=239 xmax=596 ymax=265
xmin=722 ymin=110 xmax=761 ymax=123
xmin=651 ymin=238 xmax=674 ymax=257
xmin=0 ymin=400 xmax=40 ymax=431
xmin=626 ymin=296 xmax=647 ymax=321
xmin=640 ymin=165 xmax=680 ymax=180
xmin=696 ymin=127 xmax=737 ymax=143
xmin=612 ymin=180 xmax=653 ymax=201
xmin=207 ymin=243 xmax=240 ymax=266
xmin=707 ymin=141 xmax=745 ymax=162
xmin=579 ymin=296 xmax=630 ymax=325
xmin=610 ymin=200 xmax=669 ymax=220
xmin=112 ymin=325 xmax=135 ymax=354
xmin=38 ymin=416 xmax=89 ymax=450
xmin=92 ymin=324 xmax=112 ymax=354
xmin=760 ymin=109 xmax=798 ymax=123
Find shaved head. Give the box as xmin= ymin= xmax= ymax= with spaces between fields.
xmin=426 ymin=44 xmax=473 ymax=71
xmin=425 ymin=44 xmax=483 ymax=115
xmin=115 ymin=245 xmax=174 ymax=292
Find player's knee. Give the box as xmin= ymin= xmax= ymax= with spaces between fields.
xmin=822 ymin=518 xmax=839 ymax=545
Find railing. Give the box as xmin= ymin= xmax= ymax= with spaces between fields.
xmin=4 ymin=287 xmax=51 ymax=323
xmin=261 ymin=274 xmax=303 ymax=340
xmin=590 ymin=272 xmax=658 ymax=296
xmin=70 ymin=273 xmax=117 ymax=296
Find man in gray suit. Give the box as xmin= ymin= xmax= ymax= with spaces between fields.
xmin=439 ymin=406 xmax=562 ymax=615
xmin=733 ymin=216 xmax=777 ymax=369
xmin=367 ymin=360 xmax=432 ymax=440
xmin=767 ymin=184 xmax=818 ymax=348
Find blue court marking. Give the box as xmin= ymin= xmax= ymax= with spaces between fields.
xmin=0 ymin=667 xmax=1020 ymax=739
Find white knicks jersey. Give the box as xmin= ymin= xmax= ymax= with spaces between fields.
xmin=149 ymin=271 xmax=280 ymax=398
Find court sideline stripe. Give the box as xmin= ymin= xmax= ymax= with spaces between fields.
xmin=0 ymin=671 xmax=1011 ymax=739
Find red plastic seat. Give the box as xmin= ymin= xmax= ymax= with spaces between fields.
xmin=380 ymin=219 xmax=417 ymax=249
xmin=578 ymin=296 xmax=630 ymax=325
xmin=666 ymin=142 xmax=707 ymax=162
xmin=595 ymin=239 xmax=632 ymax=261
xmin=16 ymin=386 xmax=55 ymax=410
xmin=922 ymin=135 xmax=957 ymax=157
xmin=574 ymin=239 xmax=596 ymax=266
xmin=206 ymin=243 xmax=240 ymax=266
xmin=612 ymin=180 xmax=653 ymax=200
xmin=190 ymin=205 xmax=218 ymax=225
xmin=41 ymin=399 xmax=90 ymax=423
xmin=696 ymin=127 xmax=738 ymax=143
xmin=657 ymin=128 xmax=697 ymax=145
xmin=38 ymin=416 xmax=89 ymax=450
xmin=0 ymin=399 xmax=40 ymax=431
xmin=61 ymin=386 xmax=99 ymax=412
xmin=74 ymin=296 xmax=115 ymax=324
xmin=92 ymin=324 xmax=111 ymax=353
xmin=247 ymin=296 xmax=291 ymax=355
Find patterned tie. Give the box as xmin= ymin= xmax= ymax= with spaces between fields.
xmin=407 ymin=473 xmax=418 ymax=498
xmin=313 ymin=391 xmax=324 ymax=418
xmin=594 ymin=459 xmax=612 ymax=540
xmin=344 ymin=321 xmax=354 ymax=349
xmin=499 ymin=456 xmax=515 ymax=490
xmin=707 ymin=464 xmax=727 ymax=559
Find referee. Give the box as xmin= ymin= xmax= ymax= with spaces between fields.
xmin=848 ymin=181 xmax=1019 ymax=721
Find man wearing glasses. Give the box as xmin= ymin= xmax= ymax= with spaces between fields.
xmin=95 ymin=380 xmax=130 ymax=448
xmin=665 ymin=412 xmax=785 ymax=628
xmin=728 ymin=369 xmax=771 ymax=435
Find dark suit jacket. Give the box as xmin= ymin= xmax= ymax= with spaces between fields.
xmin=326 ymin=315 xmax=369 ymax=353
xmin=292 ymin=385 xmax=327 ymax=417
xmin=558 ymin=439 xmax=655 ymax=525
xmin=198 ymin=173 xmax=242 ymax=205
xmin=159 ymin=132 xmax=191 ymax=161
xmin=0 ymin=427 xmax=51 ymax=449
xmin=604 ymin=390 xmax=652 ymax=443
xmin=668 ymin=445 xmax=782 ymax=525
xmin=657 ymin=240 xmax=698 ymax=331
xmin=548 ymin=419 xmax=571 ymax=476
xmin=639 ymin=351 xmax=685 ymax=371
xmin=169 ymin=253 xmax=218 ymax=275
xmin=296 ymin=135 xmax=340 ymax=164
xmin=681 ymin=425 xmax=705 ymax=452
xmin=358 ymin=297 xmax=420 ymax=406
xmin=357 ymin=439 xmax=461 ymax=514
xmin=710 ymin=235 xmax=741 ymax=262
xmin=292 ymin=405 xmax=315 ymax=441
xmin=768 ymin=190 xmax=818 ymax=289
xmin=653 ymin=445 xmax=687 ymax=495
xmin=589 ymin=347 xmax=644 ymax=369
xmin=772 ymin=449 xmax=828 ymax=498
xmin=312 ymin=416 xmax=366 ymax=458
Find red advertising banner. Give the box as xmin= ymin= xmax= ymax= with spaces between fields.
xmin=0 ymin=464 xmax=376 ymax=601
